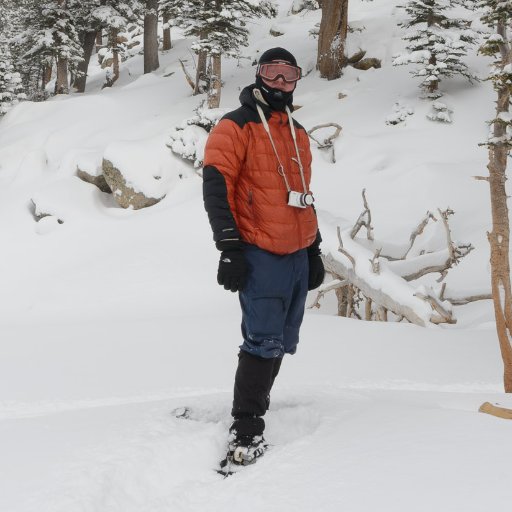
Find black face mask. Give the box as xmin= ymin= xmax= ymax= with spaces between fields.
xmin=255 ymin=76 xmax=295 ymax=112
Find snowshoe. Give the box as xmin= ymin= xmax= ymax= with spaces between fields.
xmin=217 ymin=434 xmax=268 ymax=477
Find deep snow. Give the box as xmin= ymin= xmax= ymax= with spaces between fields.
xmin=0 ymin=1 xmax=510 ymax=511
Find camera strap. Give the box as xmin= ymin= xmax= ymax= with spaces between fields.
xmin=254 ymin=92 xmax=308 ymax=194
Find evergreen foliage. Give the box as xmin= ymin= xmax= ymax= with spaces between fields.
xmin=478 ymin=0 xmax=512 ymax=148
xmin=1 ymin=0 xmax=37 ymax=100
xmin=21 ymin=1 xmax=84 ymax=81
xmin=0 ymin=42 xmax=26 ymax=115
xmin=393 ymin=0 xmax=479 ymax=98
xmin=93 ymin=1 xmax=144 ymax=59
xmin=176 ymin=0 xmax=277 ymax=58
xmin=159 ymin=0 xmax=181 ymax=26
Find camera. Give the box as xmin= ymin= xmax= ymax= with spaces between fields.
xmin=288 ymin=191 xmax=314 ymax=209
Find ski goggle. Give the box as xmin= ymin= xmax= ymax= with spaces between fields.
xmin=257 ymin=62 xmax=302 ymax=83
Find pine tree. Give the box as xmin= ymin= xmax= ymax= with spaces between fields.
xmin=91 ymin=0 xmax=143 ymax=87
xmin=20 ymin=0 xmax=84 ymax=95
xmin=159 ymin=0 xmax=180 ymax=51
xmin=175 ymin=0 xmax=276 ymax=107
xmin=477 ymin=0 xmax=512 ymax=392
xmin=0 ymin=42 xmax=26 ymax=115
xmin=70 ymin=0 xmax=105 ymax=93
xmin=393 ymin=0 xmax=478 ymax=98
xmin=0 ymin=0 xmax=35 ymax=99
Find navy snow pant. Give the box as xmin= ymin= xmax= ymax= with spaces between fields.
xmin=239 ymin=244 xmax=309 ymax=358
xmin=231 ymin=244 xmax=309 ymax=438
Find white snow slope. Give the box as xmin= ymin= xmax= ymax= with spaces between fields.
xmin=0 ymin=1 xmax=510 ymax=511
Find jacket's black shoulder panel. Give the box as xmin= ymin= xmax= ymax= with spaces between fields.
xmin=222 ymin=105 xmax=261 ymax=129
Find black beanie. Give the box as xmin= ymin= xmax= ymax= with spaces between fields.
xmin=258 ymin=47 xmax=297 ymax=67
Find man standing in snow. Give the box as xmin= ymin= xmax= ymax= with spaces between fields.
xmin=203 ymin=47 xmax=324 ymax=471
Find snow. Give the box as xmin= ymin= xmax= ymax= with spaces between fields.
xmin=0 ymin=1 xmax=509 ymax=511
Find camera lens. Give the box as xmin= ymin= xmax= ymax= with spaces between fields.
xmin=304 ymin=194 xmax=314 ymax=206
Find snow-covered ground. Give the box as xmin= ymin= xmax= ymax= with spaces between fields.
xmin=0 ymin=1 xmax=510 ymax=511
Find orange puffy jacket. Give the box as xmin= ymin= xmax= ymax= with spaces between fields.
xmin=203 ymin=85 xmax=318 ymax=255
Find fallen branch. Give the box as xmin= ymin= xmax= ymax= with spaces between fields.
xmin=350 ymin=189 xmax=374 ymax=240
xmin=479 ymin=402 xmax=512 ymax=420
xmin=307 ymin=123 xmax=342 ymax=148
xmin=438 ymin=208 xmax=455 ymax=260
xmin=309 ymin=278 xmax=348 ymax=309
xmin=414 ymin=288 xmax=455 ymax=324
xmin=370 ymin=248 xmax=382 ymax=274
xmin=307 ymin=123 xmax=342 ymax=163
xmin=444 ymin=294 xmax=492 ymax=306
xmin=179 ymin=59 xmax=195 ymax=91
xmin=402 ymin=211 xmax=436 ymax=260
xmin=337 ymin=226 xmax=356 ymax=267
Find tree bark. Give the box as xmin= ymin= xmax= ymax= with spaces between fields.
xmin=194 ymin=30 xmax=208 ymax=95
xmin=207 ymin=54 xmax=222 ymax=108
xmin=427 ymin=54 xmax=438 ymax=95
xmin=54 ymin=0 xmax=68 ymax=94
xmin=41 ymin=63 xmax=52 ymax=91
xmin=488 ymin=19 xmax=512 ymax=392
xmin=144 ymin=0 xmax=160 ymax=73
xmin=317 ymin=0 xmax=348 ymax=80
xmin=103 ymin=27 xmax=120 ymax=88
xmin=55 ymin=57 xmax=69 ymax=94
xmin=75 ymin=30 xmax=97 ymax=93
xmin=95 ymin=31 xmax=103 ymax=52
xmin=162 ymin=13 xmax=172 ymax=51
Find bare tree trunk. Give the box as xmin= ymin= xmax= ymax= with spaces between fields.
xmin=426 ymin=13 xmax=438 ymax=95
xmin=194 ymin=30 xmax=207 ymax=95
xmin=95 ymin=31 xmax=103 ymax=52
xmin=162 ymin=13 xmax=172 ymax=51
xmin=55 ymin=57 xmax=69 ymax=94
xmin=427 ymin=54 xmax=438 ymax=95
xmin=317 ymin=0 xmax=348 ymax=80
xmin=103 ymin=28 xmax=120 ymax=88
xmin=335 ymin=286 xmax=349 ymax=317
xmin=208 ymin=54 xmax=222 ymax=108
xmin=112 ymin=44 xmax=120 ymax=83
xmin=488 ymin=19 xmax=512 ymax=392
xmin=41 ymin=62 xmax=52 ymax=91
xmin=144 ymin=0 xmax=160 ymax=73
xmin=75 ymin=30 xmax=97 ymax=93
xmin=54 ymin=0 xmax=69 ymax=94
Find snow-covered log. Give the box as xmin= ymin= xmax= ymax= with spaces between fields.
xmin=323 ymin=235 xmax=453 ymax=327
xmin=314 ymin=191 xmax=473 ymax=325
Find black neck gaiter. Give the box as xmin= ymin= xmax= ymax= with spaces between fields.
xmin=255 ymin=76 xmax=294 ymax=112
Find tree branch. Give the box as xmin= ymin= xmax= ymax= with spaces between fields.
xmin=350 ymin=189 xmax=374 ymax=240
xmin=179 ymin=59 xmax=195 ymax=90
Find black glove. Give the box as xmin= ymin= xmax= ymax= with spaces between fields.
xmin=307 ymin=231 xmax=325 ymax=291
xmin=216 ymin=241 xmax=248 ymax=292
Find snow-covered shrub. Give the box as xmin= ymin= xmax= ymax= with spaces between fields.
xmin=290 ymin=0 xmax=320 ymax=14
xmin=427 ymin=101 xmax=453 ymax=123
xmin=167 ymin=108 xmax=228 ymax=168
xmin=386 ymin=103 xmax=414 ymax=125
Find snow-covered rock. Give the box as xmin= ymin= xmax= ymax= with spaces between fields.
xmin=76 ymin=152 xmax=111 ymax=193
xmin=102 ymin=159 xmax=162 ymax=210
xmin=102 ymin=136 xmax=176 ymax=209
